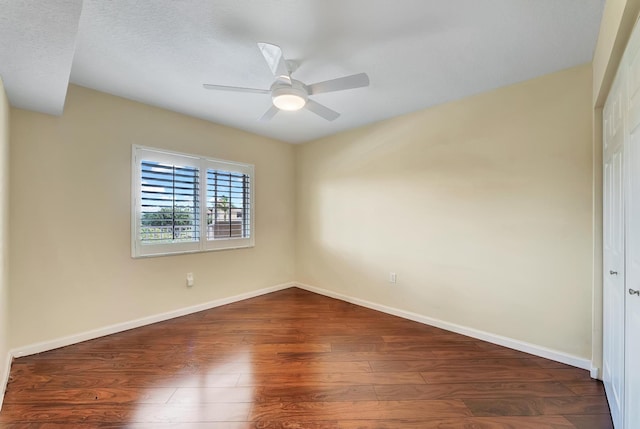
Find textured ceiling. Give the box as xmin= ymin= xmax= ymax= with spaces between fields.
xmin=0 ymin=0 xmax=82 ymax=114
xmin=1 ymin=1 xmax=604 ymax=143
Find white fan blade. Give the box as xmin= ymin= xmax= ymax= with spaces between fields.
xmin=305 ymin=99 xmax=340 ymax=121
xmin=307 ymin=73 xmax=370 ymax=95
xmin=257 ymin=42 xmax=290 ymax=79
xmin=259 ymin=105 xmax=279 ymax=122
xmin=203 ymin=84 xmax=269 ymax=94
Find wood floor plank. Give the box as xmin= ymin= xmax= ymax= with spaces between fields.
xmin=10 ymin=359 xmax=372 ymax=377
xmin=0 ymin=403 xmax=251 ymax=423
xmin=463 ymin=396 xmax=611 ymax=417
xmin=104 ymin=424 xmax=252 ymax=429
xmin=431 ymin=348 xmax=540 ymax=359
xmin=237 ymin=371 xmax=426 ymax=387
xmin=563 ymin=414 xmax=615 ymax=429
xmin=0 ymin=288 xmax=611 ymax=427
xmin=276 ymin=350 xmax=438 ymax=362
xmin=249 ymin=400 xmax=473 ymax=421
xmin=167 ymin=387 xmax=257 ymax=404
xmin=562 ymin=380 xmax=607 ymax=396
xmin=421 ymin=368 xmax=592 ymax=384
xmin=251 ymin=416 xmax=576 ymax=429
xmin=382 ymin=334 xmax=478 ymax=343
xmin=255 ymin=385 xmax=378 ymax=403
xmin=5 ymin=372 xmax=242 ymax=390
xmin=2 ymin=387 xmax=176 ymax=405
xmin=369 ymin=357 xmax=542 ymax=372
xmin=374 ymin=382 xmax=576 ymax=400
xmin=0 ymin=419 xmax=579 ymax=429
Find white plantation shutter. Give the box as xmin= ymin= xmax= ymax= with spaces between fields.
xmin=203 ymin=159 xmax=253 ymax=251
xmin=206 ymin=169 xmax=251 ymax=240
xmin=140 ymin=161 xmax=200 ymax=243
xmin=132 ymin=146 xmax=254 ymax=257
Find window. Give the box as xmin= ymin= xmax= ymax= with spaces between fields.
xmin=132 ymin=145 xmax=254 ymax=257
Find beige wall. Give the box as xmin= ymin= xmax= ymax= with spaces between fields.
xmin=0 ymin=78 xmax=10 ymax=405
xmin=5 ymin=64 xmax=596 ymax=363
xmin=295 ymin=65 xmax=594 ymax=359
xmin=9 ymin=85 xmax=295 ymax=349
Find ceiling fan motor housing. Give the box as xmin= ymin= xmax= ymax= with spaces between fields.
xmin=271 ymin=80 xmax=308 ymax=111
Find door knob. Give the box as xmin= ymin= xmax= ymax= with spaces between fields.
xmin=630 ymin=289 xmax=640 ymax=296
xmin=610 ymin=270 xmax=619 ymax=275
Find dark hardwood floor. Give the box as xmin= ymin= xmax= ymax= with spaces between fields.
xmin=0 ymin=288 xmax=612 ymax=428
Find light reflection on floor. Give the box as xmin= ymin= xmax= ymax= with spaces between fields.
xmin=132 ymin=348 xmax=255 ymax=424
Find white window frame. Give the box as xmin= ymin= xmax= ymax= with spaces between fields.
xmin=132 ymin=145 xmax=255 ymax=258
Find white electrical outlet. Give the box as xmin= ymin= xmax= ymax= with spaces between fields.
xmin=389 ymin=272 xmax=397 ymax=283
xmin=186 ymin=272 xmax=194 ymax=287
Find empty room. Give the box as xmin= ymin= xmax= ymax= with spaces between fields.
xmin=0 ymin=0 xmax=639 ymax=428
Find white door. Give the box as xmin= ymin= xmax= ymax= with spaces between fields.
xmin=625 ymin=103 xmax=640 ymax=429
xmin=603 ymin=72 xmax=626 ymax=429
xmin=624 ymin=31 xmax=640 ymax=428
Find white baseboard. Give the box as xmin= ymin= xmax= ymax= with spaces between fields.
xmin=590 ymin=366 xmax=600 ymax=379
xmin=0 ymin=351 xmax=11 ymax=411
xmin=10 ymin=282 xmax=294 ymax=359
xmin=295 ymin=282 xmax=593 ymax=371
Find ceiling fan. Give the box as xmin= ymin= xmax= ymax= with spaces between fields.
xmin=203 ymin=42 xmax=370 ymax=122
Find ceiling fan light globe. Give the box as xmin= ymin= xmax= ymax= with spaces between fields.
xmin=273 ymin=93 xmax=306 ymax=111
xmin=271 ymin=82 xmax=308 ymax=111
